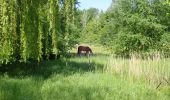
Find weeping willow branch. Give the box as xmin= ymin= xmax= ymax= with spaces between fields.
xmin=0 ymin=0 xmax=76 ymax=63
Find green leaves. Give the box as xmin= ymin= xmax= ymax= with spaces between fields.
xmin=0 ymin=0 xmax=77 ymax=64
xmin=96 ymin=0 xmax=170 ymax=56
xmin=160 ymin=32 xmax=170 ymax=56
xmin=0 ymin=0 xmax=17 ymax=63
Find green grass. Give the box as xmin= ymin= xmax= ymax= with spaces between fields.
xmin=41 ymin=73 xmax=168 ymax=100
xmin=105 ymin=56 xmax=170 ymax=86
xmin=0 ymin=77 xmax=42 ymax=100
xmin=0 ymin=54 xmax=170 ymax=100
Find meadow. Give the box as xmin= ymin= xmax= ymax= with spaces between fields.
xmin=1 ymin=0 xmax=170 ymax=100
xmin=0 ymin=45 xmax=170 ymax=100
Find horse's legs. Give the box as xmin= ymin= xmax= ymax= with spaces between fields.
xmin=85 ymin=51 xmax=90 ymax=57
xmin=77 ymin=50 xmax=82 ymax=57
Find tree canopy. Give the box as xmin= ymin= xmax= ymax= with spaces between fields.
xmin=79 ymin=0 xmax=170 ymax=57
xmin=0 ymin=0 xmax=78 ymax=64
xmin=1 ymin=0 xmax=170 ymax=64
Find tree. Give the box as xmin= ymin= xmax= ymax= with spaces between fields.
xmin=92 ymin=0 xmax=170 ymax=56
xmin=78 ymin=8 xmax=101 ymax=43
xmin=0 ymin=0 xmax=78 ymax=64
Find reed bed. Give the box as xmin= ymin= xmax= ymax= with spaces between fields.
xmin=105 ymin=53 xmax=170 ymax=88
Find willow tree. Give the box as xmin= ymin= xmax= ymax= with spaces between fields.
xmin=0 ymin=0 xmax=17 ymax=63
xmin=19 ymin=0 xmax=40 ymax=61
xmin=47 ymin=0 xmax=60 ymax=56
xmin=19 ymin=0 xmax=63 ymax=61
xmin=61 ymin=0 xmax=77 ymax=52
xmin=0 ymin=0 xmax=77 ymax=64
xmin=0 ymin=1 xmax=2 ymax=57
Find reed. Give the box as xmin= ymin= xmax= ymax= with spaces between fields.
xmin=105 ymin=53 xmax=170 ymax=88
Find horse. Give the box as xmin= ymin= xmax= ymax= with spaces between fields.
xmin=77 ymin=46 xmax=93 ymax=56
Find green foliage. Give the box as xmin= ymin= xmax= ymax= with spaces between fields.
xmin=59 ymin=0 xmax=79 ymax=53
xmin=113 ymin=33 xmax=151 ymax=56
xmin=160 ymin=32 xmax=170 ymax=56
xmin=0 ymin=0 xmax=16 ymax=63
xmin=77 ymin=8 xmax=100 ymax=43
xmin=95 ymin=0 xmax=170 ymax=56
xmin=81 ymin=18 xmax=101 ymax=43
xmin=0 ymin=0 xmax=78 ymax=64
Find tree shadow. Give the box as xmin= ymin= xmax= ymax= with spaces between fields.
xmin=0 ymin=58 xmax=104 ymax=79
xmin=66 ymin=52 xmax=109 ymax=58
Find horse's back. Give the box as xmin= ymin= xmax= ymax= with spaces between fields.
xmin=78 ymin=46 xmax=88 ymax=50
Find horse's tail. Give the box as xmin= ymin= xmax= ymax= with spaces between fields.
xmin=77 ymin=46 xmax=81 ymax=55
xmin=77 ymin=49 xmax=80 ymax=55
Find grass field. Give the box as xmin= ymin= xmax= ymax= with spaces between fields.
xmin=0 ymin=45 xmax=170 ymax=100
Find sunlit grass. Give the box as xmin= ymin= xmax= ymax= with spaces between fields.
xmin=105 ymin=55 xmax=170 ymax=88
xmin=41 ymin=73 xmax=168 ymax=100
xmin=69 ymin=43 xmax=110 ymax=54
xmin=0 ymin=49 xmax=170 ymax=100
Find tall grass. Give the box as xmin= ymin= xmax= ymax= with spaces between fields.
xmin=0 ymin=76 xmax=42 ymax=100
xmin=41 ymin=73 xmax=168 ymax=100
xmin=0 ymin=53 xmax=170 ymax=100
xmin=105 ymin=54 xmax=170 ymax=88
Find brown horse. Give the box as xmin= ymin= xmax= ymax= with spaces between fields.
xmin=77 ymin=46 xmax=93 ymax=56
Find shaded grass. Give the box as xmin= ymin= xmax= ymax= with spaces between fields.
xmin=0 ymin=73 xmax=169 ymax=100
xmin=0 ymin=77 xmax=42 ymax=100
xmin=0 ymin=55 xmax=107 ymax=100
xmin=0 ymin=57 xmax=99 ymax=78
xmin=0 ymin=54 xmax=169 ymax=100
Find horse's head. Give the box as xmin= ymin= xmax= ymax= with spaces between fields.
xmin=88 ymin=48 xmax=93 ymax=55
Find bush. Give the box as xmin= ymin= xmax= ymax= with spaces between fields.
xmin=160 ymin=33 xmax=170 ymax=57
xmin=112 ymin=33 xmax=151 ymax=57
